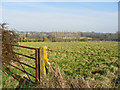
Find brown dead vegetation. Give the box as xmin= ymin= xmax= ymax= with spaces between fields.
xmin=0 ymin=23 xmax=19 ymax=66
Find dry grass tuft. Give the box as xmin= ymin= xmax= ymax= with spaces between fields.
xmin=36 ymin=64 xmax=89 ymax=88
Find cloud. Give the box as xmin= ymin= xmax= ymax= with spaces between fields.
xmin=2 ymin=3 xmax=118 ymax=33
xmin=0 ymin=3 xmax=2 ymax=23
xmin=2 ymin=0 xmax=119 ymax=2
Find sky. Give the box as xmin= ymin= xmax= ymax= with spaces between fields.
xmin=1 ymin=2 xmax=118 ymax=33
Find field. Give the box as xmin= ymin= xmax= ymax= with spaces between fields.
xmin=2 ymin=41 xmax=119 ymax=88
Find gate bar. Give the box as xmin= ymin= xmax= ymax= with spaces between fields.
xmin=8 ymin=63 xmax=36 ymax=78
xmin=38 ymin=48 xmax=40 ymax=82
xmin=13 ymin=52 xmax=36 ymax=60
xmin=0 ymin=67 xmax=20 ymax=81
xmin=12 ymin=60 xmax=36 ymax=69
xmin=35 ymin=49 xmax=39 ymax=84
xmin=24 ymin=76 xmax=36 ymax=84
xmin=7 ymin=43 xmax=37 ymax=50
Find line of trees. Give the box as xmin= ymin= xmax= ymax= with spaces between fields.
xmin=18 ymin=31 xmax=119 ymax=42
xmin=80 ymin=32 xmax=119 ymax=41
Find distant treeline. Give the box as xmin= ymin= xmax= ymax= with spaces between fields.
xmin=18 ymin=31 xmax=119 ymax=42
xmin=80 ymin=32 xmax=119 ymax=41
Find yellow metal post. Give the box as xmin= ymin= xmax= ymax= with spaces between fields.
xmin=40 ymin=46 xmax=49 ymax=76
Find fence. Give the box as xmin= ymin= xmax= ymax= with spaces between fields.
xmin=1 ymin=43 xmax=41 ymax=85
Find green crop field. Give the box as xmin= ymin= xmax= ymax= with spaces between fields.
xmin=2 ymin=41 xmax=119 ymax=88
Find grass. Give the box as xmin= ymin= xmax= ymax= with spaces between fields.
xmin=2 ymin=41 xmax=119 ymax=88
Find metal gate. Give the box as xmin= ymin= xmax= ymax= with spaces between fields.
xmin=1 ymin=43 xmax=40 ymax=84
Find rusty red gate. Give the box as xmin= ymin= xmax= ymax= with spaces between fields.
xmin=1 ymin=43 xmax=41 ymax=84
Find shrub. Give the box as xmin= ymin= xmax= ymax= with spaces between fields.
xmin=1 ymin=23 xmax=19 ymax=66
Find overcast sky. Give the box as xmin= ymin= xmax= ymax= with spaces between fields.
xmin=1 ymin=2 xmax=118 ymax=33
